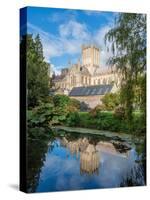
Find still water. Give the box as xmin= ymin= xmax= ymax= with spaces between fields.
xmin=27 ymin=128 xmax=146 ymax=193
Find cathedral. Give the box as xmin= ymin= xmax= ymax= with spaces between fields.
xmin=53 ymin=44 xmax=121 ymax=108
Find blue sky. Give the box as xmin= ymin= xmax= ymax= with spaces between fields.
xmin=20 ymin=7 xmax=117 ymax=74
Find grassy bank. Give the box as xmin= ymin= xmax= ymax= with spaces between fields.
xmin=65 ymin=111 xmax=145 ymax=135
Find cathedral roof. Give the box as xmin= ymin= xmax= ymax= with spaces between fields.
xmin=69 ymin=84 xmax=113 ymax=96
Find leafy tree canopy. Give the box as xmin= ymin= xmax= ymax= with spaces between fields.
xmin=20 ymin=34 xmax=50 ymax=108
xmin=105 ymin=13 xmax=146 ymax=128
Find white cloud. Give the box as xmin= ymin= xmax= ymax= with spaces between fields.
xmin=27 ymin=22 xmax=64 ymax=60
xmin=94 ymin=25 xmax=113 ymax=67
xmin=59 ymin=20 xmax=90 ymax=40
xmin=27 ymin=18 xmax=113 ymax=73
xmin=28 ymin=20 xmax=90 ymax=60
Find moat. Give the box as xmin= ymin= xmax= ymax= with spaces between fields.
xmin=27 ymin=128 xmax=146 ymax=193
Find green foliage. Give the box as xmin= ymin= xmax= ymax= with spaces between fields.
xmin=64 ymin=111 xmax=144 ymax=135
xmin=131 ymin=113 xmax=146 ymax=135
xmin=101 ymin=92 xmax=120 ymax=110
xmin=114 ymin=105 xmax=125 ymax=119
xmin=53 ymin=94 xmax=80 ymax=114
xmin=28 ymin=126 xmax=52 ymax=140
xmin=66 ymin=112 xmax=80 ymax=127
xmin=27 ymin=94 xmax=81 ymax=130
xmin=27 ymin=103 xmax=54 ymax=126
xmin=70 ymin=98 xmax=80 ymax=110
xmin=53 ymin=94 xmax=70 ymax=107
xmin=89 ymin=105 xmax=104 ymax=117
xmin=20 ymin=34 xmax=50 ymax=108
xmin=105 ymin=13 xmax=146 ymax=131
xmin=96 ymin=113 xmax=119 ymax=131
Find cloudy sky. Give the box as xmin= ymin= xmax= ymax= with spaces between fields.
xmin=20 ymin=7 xmax=117 ymax=74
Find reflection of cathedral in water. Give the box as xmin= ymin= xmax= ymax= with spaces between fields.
xmin=61 ymin=137 xmax=99 ymax=174
xmin=80 ymin=144 xmax=99 ymax=175
xmin=60 ymin=137 xmax=130 ymax=175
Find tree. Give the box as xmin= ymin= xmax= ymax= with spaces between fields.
xmin=34 ymin=34 xmax=44 ymax=60
xmin=101 ymin=92 xmax=120 ymax=110
xmin=105 ymin=13 xmax=146 ymax=130
xmin=20 ymin=34 xmax=50 ymax=108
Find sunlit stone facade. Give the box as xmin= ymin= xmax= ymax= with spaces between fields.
xmin=53 ymin=44 xmax=121 ymax=107
xmin=54 ymin=44 xmax=120 ymax=93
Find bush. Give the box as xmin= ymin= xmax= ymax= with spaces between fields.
xmin=114 ymin=105 xmax=125 ymax=119
xmin=53 ymin=94 xmax=70 ymax=107
xmin=70 ymin=98 xmax=80 ymax=110
xmin=101 ymin=92 xmax=120 ymax=111
xmin=66 ymin=112 xmax=80 ymax=127
xmin=89 ymin=105 xmax=104 ymax=117
xmin=27 ymin=103 xmax=54 ymax=127
xmin=53 ymin=95 xmax=80 ymax=114
xmin=43 ymin=96 xmax=54 ymax=104
xmin=64 ymin=110 xmax=144 ymax=134
xmin=65 ymin=105 xmax=79 ymax=113
xmin=28 ymin=126 xmax=52 ymax=139
xmin=78 ymin=111 xmax=127 ymax=132
xmin=96 ymin=112 xmax=118 ymax=131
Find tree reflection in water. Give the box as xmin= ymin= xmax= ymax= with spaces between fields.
xmin=27 ymin=127 xmax=55 ymax=193
xmin=120 ymin=137 xmax=146 ymax=186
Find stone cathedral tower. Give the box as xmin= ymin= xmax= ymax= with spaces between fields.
xmin=82 ymin=45 xmax=100 ymax=75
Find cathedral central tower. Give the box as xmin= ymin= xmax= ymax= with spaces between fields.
xmin=82 ymin=45 xmax=100 ymax=74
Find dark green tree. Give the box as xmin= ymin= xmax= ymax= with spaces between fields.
xmin=34 ymin=34 xmax=44 ymax=60
xmin=20 ymin=34 xmax=50 ymax=108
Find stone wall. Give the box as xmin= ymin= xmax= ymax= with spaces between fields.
xmin=70 ymin=95 xmax=103 ymax=109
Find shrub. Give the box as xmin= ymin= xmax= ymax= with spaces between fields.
xmin=43 ymin=96 xmax=54 ymax=104
xmin=27 ymin=103 xmax=54 ymax=127
xmin=101 ymin=92 xmax=120 ymax=111
xmin=114 ymin=105 xmax=125 ymax=119
xmin=65 ymin=105 xmax=78 ymax=113
xmin=96 ymin=112 xmax=118 ymax=131
xmin=53 ymin=94 xmax=70 ymax=107
xmin=53 ymin=95 xmax=80 ymax=113
xmin=66 ymin=112 xmax=80 ymax=127
xmin=89 ymin=105 xmax=104 ymax=117
xmin=69 ymin=98 xmax=80 ymax=110
xmin=28 ymin=126 xmax=52 ymax=139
